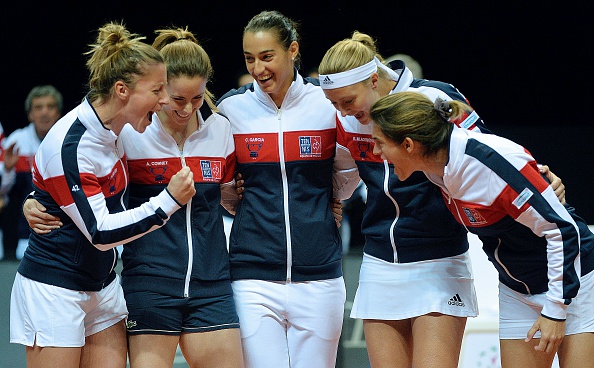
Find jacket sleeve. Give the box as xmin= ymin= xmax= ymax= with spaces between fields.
xmin=332 ymin=142 xmax=360 ymax=201
xmin=497 ymin=152 xmax=581 ymax=320
xmin=39 ymin=152 xmax=181 ymax=251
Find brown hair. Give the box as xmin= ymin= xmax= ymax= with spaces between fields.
xmin=84 ymin=21 xmax=163 ymax=104
xmin=370 ymin=92 xmax=471 ymax=157
xmin=153 ymin=26 xmax=217 ymax=111
xmin=244 ymin=10 xmax=302 ymax=70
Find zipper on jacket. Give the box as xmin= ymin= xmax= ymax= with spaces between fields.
xmin=493 ymin=239 xmax=531 ymax=294
xmin=450 ymin=198 xmax=531 ymax=294
xmin=277 ymin=108 xmax=293 ymax=282
xmin=383 ymin=160 xmax=400 ymax=262
xmin=179 ymin=150 xmax=193 ymax=297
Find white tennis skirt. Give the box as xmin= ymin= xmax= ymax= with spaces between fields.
xmin=350 ymin=251 xmax=478 ymax=320
xmin=499 ymin=269 xmax=594 ymax=339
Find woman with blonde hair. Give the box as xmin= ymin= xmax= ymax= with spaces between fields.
xmin=317 ymin=31 xmax=565 ymax=368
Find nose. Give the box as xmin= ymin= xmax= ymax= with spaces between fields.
xmin=183 ymin=102 xmax=193 ymax=113
xmin=372 ymin=143 xmax=381 ymax=156
xmin=252 ymin=59 xmax=265 ymax=76
xmin=157 ymin=91 xmax=170 ymax=110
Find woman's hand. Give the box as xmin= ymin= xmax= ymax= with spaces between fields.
xmin=526 ymin=315 xmax=566 ymax=353
xmin=23 ymin=198 xmax=62 ymax=234
xmin=331 ymin=199 xmax=343 ymax=228
xmin=539 ymin=165 xmax=565 ymax=205
xmin=167 ymin=166 xmax=196 ymax=205
xmin=235 ymin=172 xmax=245 ymax=200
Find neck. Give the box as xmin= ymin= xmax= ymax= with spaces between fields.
xmin=423 ymin=148 xmax=449 ymax=178
xmin=378 ymin=78 xmax=397 ymax=97
xmin=159 ymin=111 xmax=198 ymax=147
xmin=93 ymin=101 xmax=123 ymax=135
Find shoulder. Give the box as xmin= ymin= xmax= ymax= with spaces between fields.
xmin=410 ymin=79 xmax=467 ymax=102
xmin=216 ymin=84 xmax=254 ymax=106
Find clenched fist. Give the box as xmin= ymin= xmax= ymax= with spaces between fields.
xmin=167 ymin=166 xmax=196 ymax=205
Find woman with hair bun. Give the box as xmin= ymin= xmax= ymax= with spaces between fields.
xmin=20 ymin=25 xmax=244 ymax=368
xmin=317 ymin=31 xmax=566 ymax=367
xmin=10 ymin=21 xmax=196 ymax=368
xmin=370 ymin=91 xmax=594 ymax=368
xmin=121 ymin=26 xmax=243 ymax=368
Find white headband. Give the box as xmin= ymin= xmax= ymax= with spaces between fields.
xmin=319 ymin=57 xmax=399 ymax=90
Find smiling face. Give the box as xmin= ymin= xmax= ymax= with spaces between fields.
xmin=161 ymin=75 xmax=207 ymax=130
xmin=322 ymin=75 xmax=380 ymax=125
xmin=371 ymin=122 xmax=418 ymax=181
xmin=125 ymin=62 xmax=169 ymax=134
xmin=243 ymin=30 xmax=297 ymax=106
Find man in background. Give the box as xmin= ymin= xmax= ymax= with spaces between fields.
xmin=0 ymin=85 xmax=62 ymax=260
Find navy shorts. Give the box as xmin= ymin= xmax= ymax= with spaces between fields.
xmin=125 ymin=288 xmax=240 ymax=336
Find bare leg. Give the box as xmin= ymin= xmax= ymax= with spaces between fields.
xmin=500 ymin=338 xmax=555 ymax=368
xmin=411 ymin=313 xmax=466 ymax=368
xmin=26 ymin=344 xmax=81 ymax=368
xmin=180 ymin=328 xmax=243 ymax=368
xmin=80 ymin=320 xmax=127 ymax=368
xmin=557 ymin=332 xmax=594 ymax=367
xmin=128 ymin=333 xmax=179 ymax=368
xmin=364 ymin=319 xmax=412 ymax=368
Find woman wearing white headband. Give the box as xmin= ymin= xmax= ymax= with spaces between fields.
xmin=318 ymin=31 xmax=566 ymax=368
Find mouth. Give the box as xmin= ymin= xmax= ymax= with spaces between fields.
xmin=175 ymin=110 xmax=191 ymax=119
xmin=257 ymin=74 xmax=273 ymax=84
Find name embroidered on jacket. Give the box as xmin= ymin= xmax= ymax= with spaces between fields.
xmin=246 ymin=137 xmax=264 ymax=158
xmin=147 ymin=162 xmax=168 ymax=182
xmin=353 ymin=138 xmax=373 ymax=158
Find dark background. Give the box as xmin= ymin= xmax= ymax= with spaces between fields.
xmin=1 ymin=1 xmax=592 ymax=222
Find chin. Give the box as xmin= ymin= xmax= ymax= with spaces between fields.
xmin=393 ymin=168 xmax=410 ymax=181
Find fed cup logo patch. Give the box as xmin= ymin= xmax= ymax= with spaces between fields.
xmin=147 ymin=160 xmax=169 ymax=182
xmin=462 ymin=207 xmax=487 ymax=225
xmin=299 ymin=136 xmax=321 ymax=157
xmin=200 ymin=160 xmax=222 ymax=181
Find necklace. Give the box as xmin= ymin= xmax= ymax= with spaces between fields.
xmin=172 ymin=125 xmax=189 ymax=146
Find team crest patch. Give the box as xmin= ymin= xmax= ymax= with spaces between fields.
xmin=200 ymin=160 xmax=222 ymax=180
xmin=462 ymin=207 xmax=487 ymax=225
xmin=147 ymin=161 xmax=168 ymax=182
xmin=299 ymin=136 xmax=321 ymax=157
xmin=353 ymin=136 xmax=373 ymax=158
xmin=246 ymin=137 xmax=264 ymax=158
xmin=108 ymin=167 xmax=118 ymax=193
